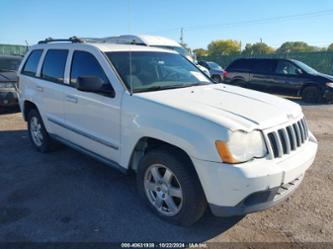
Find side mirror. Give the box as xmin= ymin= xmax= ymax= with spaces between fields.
xmin=76 ymin=76 xmax=115 ymax=97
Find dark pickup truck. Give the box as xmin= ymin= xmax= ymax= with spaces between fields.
xmin=223 ymin=58 xmax=333 ymax=103
xmin=0 ymin=55 xmax=22 ymax=107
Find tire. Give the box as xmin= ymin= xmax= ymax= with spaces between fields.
xmin=212 ymin=75 xmax=221 ymax=83
xmin=301 ymin=86 xmax=321 ymax=103
xmin=231 ymin=80 xmax=246 ymax=88
xmin=27 ymin=109 xmax=54 ymax=152
xmin=137 ymin=149 xmax=207 ymax=226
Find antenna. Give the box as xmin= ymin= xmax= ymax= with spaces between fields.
xmin=180 ymin=28 xmax=184 ymax=45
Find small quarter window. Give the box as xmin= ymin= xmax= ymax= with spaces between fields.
xmin=22 ymin=50 xmax=43 ymax=76
xmin=41 ymin=50 xmax=68 ymax=83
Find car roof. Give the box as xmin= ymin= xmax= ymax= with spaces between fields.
xmin=99 ymin=34 xmax=182 ymax=48
xmin=29 ymin=42 xmax=178 ymax=54
xmin=236 ymin=58 xmax=292 ymax=61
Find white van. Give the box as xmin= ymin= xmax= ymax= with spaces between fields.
xmin=94 ymin=34 xmax=210 ymax=76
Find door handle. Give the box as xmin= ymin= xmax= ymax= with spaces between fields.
xmin=36 ymin=86 xmax=44 ymax=92
xmin=66 ymin=95 xmax=78 ymax=104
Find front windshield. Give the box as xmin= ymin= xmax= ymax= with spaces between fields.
xmin=207 ymin=61 xmax=222 ymax=70
xmin=293 ymin=60 xmax=318 ymax=74
xmin=0 ymin=57 xmax=22 ymax=71
xmin=106 ymin=51 xmax=211 ymax=93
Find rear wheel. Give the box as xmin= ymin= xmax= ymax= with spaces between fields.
xmin=301 ymin=86 xmax=321 ymax=103
xmin=27 ymin=109 xmax=54 ymax=152
xmin=212 ymin=75 xmax=222 ymax=83
xmin=137 ymin=149 xmax=207 ymax=226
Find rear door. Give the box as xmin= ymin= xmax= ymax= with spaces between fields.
xmin=225 ymin=59 xmax=251 ymax=86
xmin=248 ymin=59 xmax=277 ymax=92
xmin=37 ymin=49 xmax=69 ymax=138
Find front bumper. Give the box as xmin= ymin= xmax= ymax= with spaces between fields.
xmin=191 ymin=133 xmax=318 ymax=217
xmin=0 ymin=89 xmax=18 ymax=107
xmin=323 ymin=87 xmax=333 ymax=102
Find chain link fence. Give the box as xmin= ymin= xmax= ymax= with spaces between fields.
xmin=0 ymin=44 xmax=27 ymax=56
xmin=199 ymin=51 xmax=333 ymax=75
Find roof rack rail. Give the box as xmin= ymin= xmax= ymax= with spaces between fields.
xmin=38 ymin=36 xmax=83 ymax=44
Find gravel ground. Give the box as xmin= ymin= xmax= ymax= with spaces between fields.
xmin=0 ymin=102 xmax=332 ymax=245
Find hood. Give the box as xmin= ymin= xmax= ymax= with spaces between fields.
xmin=0 ymin=71 xmax=18 ymax=83
xmin=316 ymin=72 xmax=333 ymax=82
xmin=137 ymin=84 xmax=303 ymax=131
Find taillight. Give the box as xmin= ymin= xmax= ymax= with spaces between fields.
xmin=223 ymin=70 xmax=229 ymax=78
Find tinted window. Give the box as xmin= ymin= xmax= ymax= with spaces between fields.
xmin=70 ymin=51 xmax=109 ymax=86
xmin=227 ymin=59 xmax=252 ymax=72
xmin=275 ymin=60 xmax=299 ymax=75
xmin=22 ymin=50 xmax=43 ymax=76
xmin=41 ymin=50 xmax=68 ymax=83
xmin=253 ymin=60 xmax=276 ymax=74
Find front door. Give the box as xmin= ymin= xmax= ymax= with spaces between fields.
xmin=273 ymin=60 xmax=306 ymax=96
xmin=64 ymin=50 xmax=121 ymax=164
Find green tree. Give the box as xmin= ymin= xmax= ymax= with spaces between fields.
xmin=242 ymin=42 xmax=274 ymax=56
xmin=276 ymin=42 xmax=318 ymax=54
xmin=193 ymin=48 xmax=208 ymax=57
xmin=328 ymin=43 xmax=333 ymax=51
xmin=207 ymin=39 xmax=241 ymax=57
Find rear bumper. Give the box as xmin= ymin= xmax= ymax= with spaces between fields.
xmin=0 ymin=90 xmax=18 ymax=107
xmin=191 ymin=133 xmax=318 ymax=217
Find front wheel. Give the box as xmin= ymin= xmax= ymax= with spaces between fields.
xmin=301 ymin=86 xmax=321 ymax=103
xmin=137 ymin=149 xmax=207 ymax=226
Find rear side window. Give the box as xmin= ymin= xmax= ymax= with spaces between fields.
xmin=41 ymin=50 xmax=68 ymax=83
xmin=22 ymin=50 xmax=43 ymax=76
xmin=70 ymin=51 xmax=109 ymax=86
xmin=253 ymin=60 xmax=276 ymax=74
xmin=227 ymin=59 xmax=252 ymax=72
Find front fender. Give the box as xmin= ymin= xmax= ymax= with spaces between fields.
xmin=120 ymin=95 xmax=228 ymax=168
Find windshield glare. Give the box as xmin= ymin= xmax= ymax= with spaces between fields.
xmin=106 ymin=51 xmax=211 ymax=93
xmin=293 ymin=60 xmax=318 ymax=74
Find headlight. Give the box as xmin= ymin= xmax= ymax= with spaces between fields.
xmin=326 ymin=82 xmax=333 ymax=88
xmin=215 ymin=130 xmax=267 ymax=164
xmin=0 ymin=82 xmax=14 ymax=88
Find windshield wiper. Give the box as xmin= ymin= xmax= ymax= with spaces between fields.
xmin=134 ymin=84 xmax=190 ymax=93
xmin=134 ymin=82 xmax=210 ymax=93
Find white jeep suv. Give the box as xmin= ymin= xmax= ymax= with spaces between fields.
xmin=18 ymin=37 xmax=318 ymax=226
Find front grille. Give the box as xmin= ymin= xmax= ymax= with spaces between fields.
xmin=266 ymin=118 xmax=309 ymax=159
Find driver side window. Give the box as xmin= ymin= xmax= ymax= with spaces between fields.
xmin=276 ymin=61 xmax=299 ymax=75
xmin=70 ymin=51 xmax=109 ymax=87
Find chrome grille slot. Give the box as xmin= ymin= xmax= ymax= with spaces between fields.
xmin=266 ymin=118 xmax=309 ymax=159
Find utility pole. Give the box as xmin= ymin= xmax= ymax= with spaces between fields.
xmin=260 ymin=38 xmax=263 ymax=43
xmin=180 ymin=27 xmax=184 ymax=45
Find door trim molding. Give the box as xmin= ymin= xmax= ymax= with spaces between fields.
xmin=47 ymin=116 xmax=119 ymax=150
